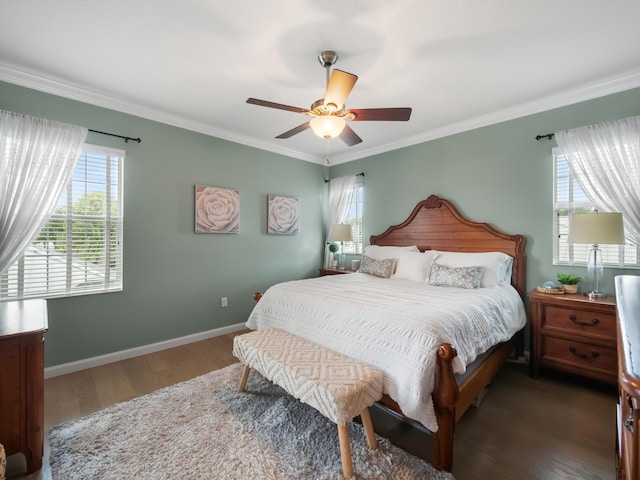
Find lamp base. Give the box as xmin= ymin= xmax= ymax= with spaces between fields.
xmin=585 ymin=291 xmax=607 ymax=299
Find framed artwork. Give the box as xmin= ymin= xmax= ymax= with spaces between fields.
xmin=195 ymin=185 xmax=240 ymax=233
xmin=267 ymin=194 xmax=299 ymax=235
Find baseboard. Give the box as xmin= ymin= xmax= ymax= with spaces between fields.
xmin=44 ymin=323 xmax=247 ymax=379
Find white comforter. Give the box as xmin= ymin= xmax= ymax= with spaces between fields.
xmin=246 ymin=273 xmax=526 ymax=431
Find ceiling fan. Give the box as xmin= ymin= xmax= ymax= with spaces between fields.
xmin=246 ymin=51 xmax=412 ymax=147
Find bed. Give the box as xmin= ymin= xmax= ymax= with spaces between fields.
xmin=247 ymin=194 xmax=527 ymax=471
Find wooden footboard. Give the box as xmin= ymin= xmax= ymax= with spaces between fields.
xmin=432 ymin=344 xmax=459 ymax=471
xmin=378 ymin=343 xmax=460 ymax=471
xmin=376 ymin=338 xmax=516 ymax=471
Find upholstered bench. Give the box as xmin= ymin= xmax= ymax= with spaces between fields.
xmin=0 ymin=443 xmax=5 ymax=480
xmin=233 ymin=328 xmax=384 ymax=479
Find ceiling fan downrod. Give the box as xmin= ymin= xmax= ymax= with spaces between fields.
xmin=318 ymin=50 xmax=338 ymax=89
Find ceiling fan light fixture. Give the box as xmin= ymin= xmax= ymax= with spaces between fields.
xmin=310 ymin=115 xmax=345 ymax=139
xmin=247 ymin=50 xmax=410 ymax=147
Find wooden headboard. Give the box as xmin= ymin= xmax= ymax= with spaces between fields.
xmin=369 ymin=195 xmax=527 ymax=298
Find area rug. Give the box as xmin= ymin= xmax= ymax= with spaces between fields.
xmin=49 ymin=362 xmax=455 ymax=480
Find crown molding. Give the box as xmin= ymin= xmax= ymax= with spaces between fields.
xmin=0 ymin=63 xmax=322 ymax=164
xmin=2 ymin=63 xmax=640 ymax=167
xmin=328 ymin=67 xmax=640 ymax=165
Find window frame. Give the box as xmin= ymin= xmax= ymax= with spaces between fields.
xmin=0 ymin=143 xmax=125 ymax=300
xmin=341 ymin=182 xmax=364 ymax=255
xmin=552 ymin=147 xmax=638 ymax=268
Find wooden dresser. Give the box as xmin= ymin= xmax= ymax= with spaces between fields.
xmin=0 ymin=299 xmax=48 ymax=474
xmin=529 ymin=290 xmax=617 ymax=384
xmin=615 ymin=275 xmax=640 ymax=480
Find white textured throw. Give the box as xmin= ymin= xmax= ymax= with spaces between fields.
xmin=233 ymin=328 xmax=384 ymax=425
xmin=246 ymin=273 xmax=526 ymax=431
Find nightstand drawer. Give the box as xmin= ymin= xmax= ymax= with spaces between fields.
xmin=543 ymin=305 xmax=616 ymax=338
xmin=541 ymin=336 xmax=617 ymax=376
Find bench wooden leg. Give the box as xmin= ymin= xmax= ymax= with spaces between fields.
xmin=337 ymin=424 xmax=353 ymax=479
xmin=360 ymin=408 xmax=378 ymax=450
xmin=238 ymin=364 xmax=251 ymax=393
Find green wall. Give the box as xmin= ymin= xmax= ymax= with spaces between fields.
xmin=1 ymin=81 xmax=327 ymax=367
xmin=2 ymin=80 xmax=639 ymax=368
xmin=330 ymin=87 xmax=640 ymax=297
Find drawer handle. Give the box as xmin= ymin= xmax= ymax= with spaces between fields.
xmin=569 ymin=314 xmax=600 ymax=327
xmin=625 ymin=394 xmax=635 ymax=433
xmin=625 ymin=415 xmax=634 ymax=433
xmin=568 ymin=346 xmax=599 ymax=360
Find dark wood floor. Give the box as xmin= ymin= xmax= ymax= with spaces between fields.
xmin=371 ymin=359 xmax=617 ymax=480
xmin=6 ymin=332 xmax=617 ymax=480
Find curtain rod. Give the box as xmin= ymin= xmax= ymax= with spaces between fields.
xmin=535 ymin=133 xmax=554 ymax=141
xmin=89 ymin=129 xmax=142 ymax=144
xmin=324 ymin=172 xmax=365 ymax=183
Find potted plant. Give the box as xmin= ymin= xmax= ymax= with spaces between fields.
xmin=556 ymin=273 xmax=583 ymax=294
xmin=329 ymin=243 xmax=340 ymax=268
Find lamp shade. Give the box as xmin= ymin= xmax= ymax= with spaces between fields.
xmin=331 ymin=224 xmax=352 ymax=242
xmin=310 ymin=115 xmax=346 ymax=139
xmin=567 ymin=212 xmax=625 ymax=244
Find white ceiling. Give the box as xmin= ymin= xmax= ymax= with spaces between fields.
xmin=2 ymin=0 xmax=640 ymax=165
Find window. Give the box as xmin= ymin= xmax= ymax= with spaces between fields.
xmin=553 ymin=147 xmax=638 ymax=267
xmin=0 ymin=144 xmax=124 ymax=299
xmin=342 ymin=182 xmax=363 ymax=255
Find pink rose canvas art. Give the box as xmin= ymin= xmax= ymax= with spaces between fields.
xmin=195 ymin=185 xmax=240 ymax=233
xmin=267 ymin=195 xmax=299 ymax=235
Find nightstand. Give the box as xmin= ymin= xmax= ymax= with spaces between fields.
xmin=529 ymin=290 xmax=617 ymax=385
xmin=319 ymin=268 xmax=355 ymax=276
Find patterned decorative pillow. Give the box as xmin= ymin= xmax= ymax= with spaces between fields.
xmin=429 ymin=263 xmax=484 ymax=289
xmin=359 ymin=255 xmax=397 ymax=278
xmin=430 ymin=251 xmax=513 ymax=287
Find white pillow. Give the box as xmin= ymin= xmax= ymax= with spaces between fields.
xmin=392 ymin=250 xmax=437 ymax=283
xmin=430 ymin=251 xmax=514 ymax=288
xmin=363 ymin=245 xmax=419 ymax=261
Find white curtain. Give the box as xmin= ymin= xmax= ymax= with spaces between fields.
xmin=0 ymin=110 xmax=88 ymax=274
xmin=323 ymin=174 xmax=356 ymax=268
xmin=555 ymin=115 xmax=640 ymax=244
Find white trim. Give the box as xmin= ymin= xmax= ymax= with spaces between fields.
xmin=0 ymin=63 xmax=321 ymax=165
xmin=327 ymin=67 xmax=640 ymax=165
xmin=44 ymin=322 xmax=247 ymax=378
xmin=3 ymin=62 xmax=640 ymax=165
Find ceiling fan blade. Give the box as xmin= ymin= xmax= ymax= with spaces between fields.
xmin=339 ymin=124 xmax=363 ymax=147
xmin=246 ymin=98 xmax=307 ymax=114
xmin=275 ymin=122 xmax=310 ymax=139
xmin=324 ymin=69 xmax=358 ymax=110
xmin=348 ymin=108 xmax=412 ymax=121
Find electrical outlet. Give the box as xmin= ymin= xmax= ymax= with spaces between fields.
xmin=221 ymin=297 xmax=228 ymax=307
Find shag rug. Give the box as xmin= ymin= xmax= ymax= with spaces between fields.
xmin=49 ymin=362 xmax=455 ymax=480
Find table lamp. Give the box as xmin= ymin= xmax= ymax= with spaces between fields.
xmin=331 ymin=224 xmax=353 ymax=270
xmin=567 ymin=212 xmax=625 ymax=298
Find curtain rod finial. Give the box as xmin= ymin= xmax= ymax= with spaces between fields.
xmin=535 ymin=133 xmax=554 ymax=141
